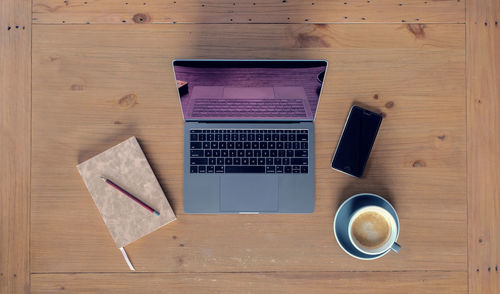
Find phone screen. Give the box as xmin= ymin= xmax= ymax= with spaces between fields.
xmin=331 ymin=106 xmax=382 ymax=177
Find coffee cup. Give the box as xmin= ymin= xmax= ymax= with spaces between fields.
xmin=348 ymin=205 xmax=400 ymax=255
xmin=334 ymin=193 xmax=401 ymax=260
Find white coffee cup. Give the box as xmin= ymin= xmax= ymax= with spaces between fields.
xmin=348 ymin=205 xmax=400 ymax=255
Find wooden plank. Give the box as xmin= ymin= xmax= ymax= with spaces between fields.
xmin=32 ymin=0 xmax=464 ymax=25
xmin=31 ymin=272 xmax=467 ymax=293
xmin=31 ymin=24 xmax=466 ymax=274
xmin=466 ymin=0 xmax=500 ymax=293
xmin=0 ymin=0 xmax=31 ymax=293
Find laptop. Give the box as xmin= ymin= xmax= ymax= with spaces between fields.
xmin=173 ymin=60 xmax=328 ymax=213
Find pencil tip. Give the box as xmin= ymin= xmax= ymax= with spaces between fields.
xmin=100 ymin=176 xmax=107 ymax=181
xmin=154 ymin=211 xmax=160 ymax=216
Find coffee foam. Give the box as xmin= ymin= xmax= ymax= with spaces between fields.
xmin=351 ymin=211 xmax=391 ymax=249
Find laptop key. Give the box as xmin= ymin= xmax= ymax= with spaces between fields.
xmin=254 ymin=150 xmax=261 ymax=157
xmin=301 ymin=166 xmax=308 ymax=173
xmin=221 ymin=150 xmax=228 ymax=157
xmin=262 ymin=150 xmax=270 ymax=157
xmin=204 ymin=150 xmax=212 ymax=157
xmin=250 ymin=158 xmax=257 ymax=165
xmin=190 ymin=166 xmax=198 ymax=173
xmin=276 ymin=166 xmax=284 ymax=173
xmin=233 ymin=158 xmax=241 ymax=165
xmin=217 ymin=158 xmax=224 ymax=165
xmin=199 ymin=134 xmax=206 ymax=141
xmin=228 ymin=142 xmax=235 ymax=149
xmin=295 ymin=150 xmax=308 ymax=157
xmin=301 ymin=142 xmax=308 ymax=149
xmin=225 ymin=166 xmax=265 ymax=173
xmin=285 ymin=166 xmax=292 ymax=173
xmin=203 ymin=142 xmax=210 ymax=149
xmin=266 ymin=166 xmax=275 ymax=173
xmin=258 ymin=158 xmax=265 ymax=165
xmin=291 ymin=158 xmax=308 ymax=165
xmin=225 ymin=158 xmax=233 ymax=165
xmin=191 ymin=150 xmax=203 ymax=157
xmin=213 ymin=150 xmax=220 ymax=157
xmin=215 ymin=166 xmax=224 ymax=173
xmin=242 ymin=158 xmax=249 ymax=165
xmin=198 ymin=166 xmax=206 ymax=173
xmin=207 ymin=166 xmax=215 ymax=173
xmin=191 ymin=142 xmax=202 ymax=149
xmin=266 ymin=158 xmax=273 ymax=165
xmin=297 ymin=134 xmax=308 ymax=141
xmin=190 ymin=134 xmax=198 ymax=141
xmin=211 ymin=142 xmax=218 ymax=149
xmin=292 ymin=166 xmax=300 ymax=173
xmin=229 ymin=150 xmax=237 ymax=157
xmin=191 ymin=158 xmax=208 ymax=165
xmin=209 ymin=158 xmax=216 ymax=165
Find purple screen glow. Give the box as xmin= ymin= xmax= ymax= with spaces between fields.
xmin=173 ymin=60 xmax=327 ymax=121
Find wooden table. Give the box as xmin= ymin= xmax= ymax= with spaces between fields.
xmin=1 ymin=0 xmax=498 ymax=293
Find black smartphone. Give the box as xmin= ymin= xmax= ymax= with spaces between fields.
xmin=331 ymin=106 xmax=382 ymax=177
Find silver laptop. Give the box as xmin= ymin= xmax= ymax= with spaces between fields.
xmin=173 ymin=59 xmax=328 ymax=213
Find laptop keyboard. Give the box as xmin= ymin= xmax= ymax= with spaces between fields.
xmin=189 ymin=129 xmax=309 ymax=174
xmin=191 ymin=99 xmax=307 ymax=118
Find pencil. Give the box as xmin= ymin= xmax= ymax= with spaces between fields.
xmin=101 ymin=177 xmax=160 ymax=216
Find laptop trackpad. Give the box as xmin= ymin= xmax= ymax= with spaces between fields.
xmin=220 ymin=175 xmax=278 ymax=212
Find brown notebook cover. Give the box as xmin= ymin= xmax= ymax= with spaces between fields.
xmin=77 ymin=136 xmax=176 ymax=249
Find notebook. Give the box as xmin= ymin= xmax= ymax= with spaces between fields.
xmin=77 ymin=136 xmax=176 ymax=270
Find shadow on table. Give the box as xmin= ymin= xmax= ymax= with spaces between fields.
xmin=337 ymin=179 xmax=395 ymax=209
xmin=77 ymin=123 xmax=140 ymax=164
xmin=335 ymin=153 xmax=396 ymax=211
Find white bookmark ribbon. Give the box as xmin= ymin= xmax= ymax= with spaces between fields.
xmin=119 ymin=247 xmax=135 ymax=271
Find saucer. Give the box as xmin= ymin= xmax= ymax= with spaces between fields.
xmin=333 ymin=193 xmax=399 ymax=260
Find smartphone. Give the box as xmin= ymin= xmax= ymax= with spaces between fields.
xmin=331 ymin=106 xmax=382 ymax=177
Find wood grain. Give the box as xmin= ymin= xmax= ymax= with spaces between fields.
xmin=32 ymin=0 xmax=465 ymax=25
xmin=31 ymin=24 xmax=466 ymax=275
xmin=467 ymin=0 xmax=500 ymax=293
xmin=0 ymin=0 xmax=31 ymax=293
xmin=31 ymin=272 xmax=468 ymax=294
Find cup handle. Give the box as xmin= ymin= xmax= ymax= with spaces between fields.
xmin=391 ymin=242 xmax=401 ymax=253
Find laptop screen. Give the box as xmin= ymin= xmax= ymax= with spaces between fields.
xmin=173 ymin=60 xmax=327 ymax=121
